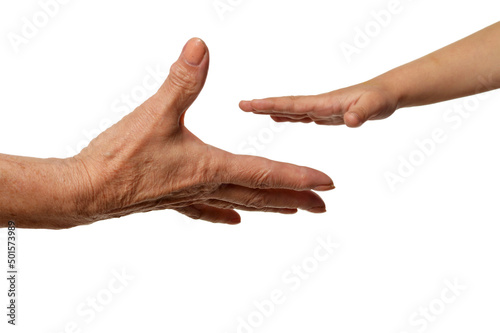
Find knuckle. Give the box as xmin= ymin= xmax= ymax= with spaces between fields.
xmin=246 ymin=192 xmax=267 ymax=208
xmin=291 ymin=168 xmax=308 ymax=189
xmin=248 ymin=160 xmax=273 ymax=187
xmin=286 ymin=95 xmax=298 ymax=109
xmin=251 ymin=169 xmax=271 ymax=188
xmin=168 ymin=62 xmax=197 ymax=93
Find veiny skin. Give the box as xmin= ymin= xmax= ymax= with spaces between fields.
xmin=0 ymin=38 xmax=334 ymax=229
xmin=240 ymin=21 xmax=500 ymax=127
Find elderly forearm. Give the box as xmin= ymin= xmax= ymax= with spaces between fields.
xmin=373 ymin=21 xmax=500 ymax=109
xmin=0 ymin=155 xmax=88 ymax=229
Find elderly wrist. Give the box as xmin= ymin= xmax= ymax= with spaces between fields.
xmin=64 ymin=156 xmax=100 ymax=224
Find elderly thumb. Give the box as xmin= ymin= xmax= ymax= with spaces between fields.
xmin=156 ymin=38 xmax=209 ymax=124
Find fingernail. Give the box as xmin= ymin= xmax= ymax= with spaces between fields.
xmin=313 ymin=184 xmax=335 ymax=191
xmin=308 ymin=206 xmax=327 ymax=214
xmin=230 ymin=217 xmax=241 ymax=224
xmin=182 ymin=38 xmax=206 ymax=66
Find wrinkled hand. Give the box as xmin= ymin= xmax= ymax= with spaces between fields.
xmin=240 ymin=81 xmax=399 ymax=127
xmin=74 ymin=38 xmax=334 ymax=226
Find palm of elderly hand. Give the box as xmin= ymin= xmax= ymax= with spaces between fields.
xmin=240 ymin=82 xmax=398 ymax=128
xmin=74 ymin=39 xmax=334 ymax=225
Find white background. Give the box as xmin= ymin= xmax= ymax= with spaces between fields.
xmin=1 ymin=0 xmax=499 ymax=332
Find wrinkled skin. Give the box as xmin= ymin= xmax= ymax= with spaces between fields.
xmin=71 ymin=38 xmax=334 ymax=227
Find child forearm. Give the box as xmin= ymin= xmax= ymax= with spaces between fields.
xmin=375 ymin=21 xmax=500 ymax=109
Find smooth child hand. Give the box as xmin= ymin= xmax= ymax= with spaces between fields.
xmin=240 ymin=81 xmax=399 ymax=128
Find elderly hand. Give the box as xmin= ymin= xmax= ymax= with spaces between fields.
xmin=68 ymin=38 xmax=334 ymax=227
